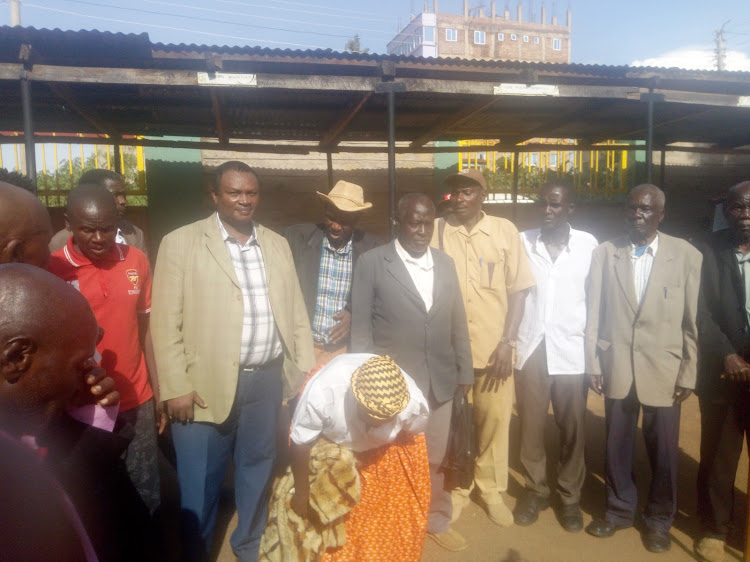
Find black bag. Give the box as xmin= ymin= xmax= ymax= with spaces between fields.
xmin=439 ymin=392 xmax=476 ymax=490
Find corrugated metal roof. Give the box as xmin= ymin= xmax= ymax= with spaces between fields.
xmin=1 ymin=26 xmax=749 ymax=82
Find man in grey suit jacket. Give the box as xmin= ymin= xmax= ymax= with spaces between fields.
xmin=584 ymin=184 xmax=701 ymax=554
xmin=351 ymin=193 xmax=473 ymax=552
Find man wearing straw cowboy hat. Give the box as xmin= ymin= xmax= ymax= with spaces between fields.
xmin=285 ymin=180 xmax=381 ymax=363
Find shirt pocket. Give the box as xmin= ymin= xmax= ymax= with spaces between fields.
xmin=479 ymin=257 xmax=504 ymax=289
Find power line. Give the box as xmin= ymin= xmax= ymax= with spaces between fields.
xmin=262 ymin=0 xmax=383 ymax=17
xmin=24 ymin=3 xmax=329 ymax=48
xmin=143 ymin=0 xmax=403 ymax=38
xmin=214 ymin=0 xmax=394 ymax=23
xmin=48 ymin=0 xmax=356 ymax=39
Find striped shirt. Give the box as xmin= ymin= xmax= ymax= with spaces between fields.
xmin=631 ymin=234 xmax=659 ymax=306
xmin=217 ymin=215 xmax=282 ymax=368
xmin=312 ymin=236 xmax=353 ymax=344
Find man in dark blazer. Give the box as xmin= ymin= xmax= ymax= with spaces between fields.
xmin=584 ymin=184 xmax=701 ymax=554
xmin=693 ymin=180 xmax=750 ymax=562
xmin=285 ymin=181 xmax=380 ymax=363
xmin=351 ymin=192 xmax=473 ymax=552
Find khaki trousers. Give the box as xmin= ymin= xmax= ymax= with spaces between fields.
xmin=453 ymin=370 xmax=515 ymax=506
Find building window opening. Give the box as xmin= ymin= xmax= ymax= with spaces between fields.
xmin=533 ymin=36 xmax=540 ymax=44
xmin=424 ymin=26 xmax=435 ymax=42
xmin=446 ymin=28 xmax=457 ymax=41
xmin=553 ymin=38 xmax=562 ymax=50
xmin=474 ymin=30 xmax=486 ymax=44
xmin=510 ymin=33 xmax=517 ymax=41
xmin=498 ymin=32 xmax=504 ymax=41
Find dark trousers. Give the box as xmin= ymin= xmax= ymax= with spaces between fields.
xmin=425 ymin=394 xmax=453 ymax=534
xmin=116 ymin=399 xmax=161 ymax=515
xmin=697 ymin=395 xmax=750 ymax=540
xmin=171 ymin=362 xmax=282 ymax=562
xmin=604 ymin=385 xmax=681 ymax=533
xmin=515 ymin=343 xmax=587 ymax=505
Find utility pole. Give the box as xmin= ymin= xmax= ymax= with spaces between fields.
xmin=10 ymin=0 xmax=21 ymax=26
xmin=714 ymin=20 xmax=729 ymax=71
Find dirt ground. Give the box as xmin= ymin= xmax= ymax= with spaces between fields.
xmin=212 ymin=393 xmax=749 ymax=562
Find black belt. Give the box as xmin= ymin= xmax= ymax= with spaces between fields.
xmin=240 ymin=356 xmax=282 ymax=373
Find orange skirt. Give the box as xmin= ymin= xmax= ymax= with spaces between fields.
xmin=320 ymin=431 xmax=430 ymax=562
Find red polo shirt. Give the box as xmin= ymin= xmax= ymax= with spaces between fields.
xmin=48 ymin=238 xmax=153 ymax=412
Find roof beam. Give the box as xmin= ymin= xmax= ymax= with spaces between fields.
xmin=210 ymin=90 xmax=229 ymax=144
xmin=319 ymin=92 xmax=372 ymax=148
xmin=48 ymin=83 xmax=117 ymax=136
xmin=590 ymin=106 xmax=720 ymax=143
xmin=410 ymin=98 xmax=502 ymax=148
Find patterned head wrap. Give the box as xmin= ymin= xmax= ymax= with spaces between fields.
xmin=351 ymin=355 xmax=410 ymax=421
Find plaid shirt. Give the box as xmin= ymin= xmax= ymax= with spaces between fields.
xmin=312 ymin=236 xmax=353 ymax=344
xmin=217 ymin=215 xmax=282 ymax=368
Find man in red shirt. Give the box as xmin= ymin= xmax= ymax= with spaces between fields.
xmin=48 ymin=184 xmax=163 ymax=516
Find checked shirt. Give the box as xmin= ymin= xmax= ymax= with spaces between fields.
xmin=217 ymin=215 xmax=282 ymax=368
xmin=312 ymin=236 xmax=353 ymax=344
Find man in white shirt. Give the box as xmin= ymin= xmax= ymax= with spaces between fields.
xmin=351 ymin=193 xmax=473 ymax=551
xmin=514 ymin=183 xmax=598 ymax=532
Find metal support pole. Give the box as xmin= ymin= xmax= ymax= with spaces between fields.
xmin=326 ymin=152 xmax=334 ymax=190
xmin=113 ymin=139 xmax=122 ymax=174
xmin=659 ymin=149 xmax=666 ymax=189
xmin=386 ymin=88 xmax=397 ymax=240
xmin=646 ymin=93 xmax=654 ymax=184
xmin=20 ymin=73 xmax=36 ymax=187
xmin=511 ymin=149 xmax=520 ymax=223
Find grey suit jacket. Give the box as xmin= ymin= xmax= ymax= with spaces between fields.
xmin=585 ymin=232 xmax=702 ymax=407
xmin=350 ymin=241 xmax=473 ymax=404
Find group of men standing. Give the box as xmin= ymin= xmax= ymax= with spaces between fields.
xmin=1 ymin=159 xmax=749 ymax=562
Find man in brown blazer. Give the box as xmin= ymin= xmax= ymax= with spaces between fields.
xmin=584 ymin=184 xmax=701 ymax=553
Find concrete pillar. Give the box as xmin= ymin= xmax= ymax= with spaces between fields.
xmin=479 ymin=7 xmax=484 ymax=17
xmin=552 ymin=16 xmax=558 ymax=25
xmin=491 ymin=1 xmax=496 ymax=19
xmin=517 ymin=3 xmax=522 ymax=21
xmin=464 ymin=0 xmax=469 ymax=17
xmin=10 ymin=0 xmax=21 ymax=26
xmin=504 ymin=8 xmax=510 ymax=19
xmin=424 ymin=2 xmax=429 ymax=12
xmin=541 ymin=4 xmax=546 ymax=24
xmin=434 ymin=0 xmax=438 ymax=14
xmin=567 ymin=9 xmax=572 ymax=27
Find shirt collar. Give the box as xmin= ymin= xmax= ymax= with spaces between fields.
xmin=630 ymin=233 xmax=659 ymax=258
xmin=63 ymin=236 xmax=124 ymax=268
xmin=216 ymin=214 xmax=257 ymax=246
xmin=531 ymin=224 xmax=574 ymax=255
xmin=735 ymin=249 xmax=750 ymax=264
xmin=444 ymin=210 xmax=491 ymax=237
xmin=323 ymin=235 xmax=353 ymax=255
xmin=394 ymin=239 xmax=433 ymax=271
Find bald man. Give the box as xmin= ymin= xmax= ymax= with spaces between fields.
xmin=694 ymin=180 xmax=750 ymax=562
xmin=585 ymin=185 xmax=701 ymax=553
xmin=48 ymin=184 xmax=162 ymax=516
xmin=0 ymin=182 xmax=118 ymax=407
xmin=0 ymin=263 xmax=148 ymax=560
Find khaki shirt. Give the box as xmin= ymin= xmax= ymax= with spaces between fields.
xmin=432 ymin=212 xmax=535 ymax=368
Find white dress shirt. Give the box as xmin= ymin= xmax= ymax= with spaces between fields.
xmin=290 ymin=353 xmax=430 ymax=452
xmin=394 ymin=239 xmax=434 ymax=312
xmin=516 ymin=226 xmax=599 ymax=374
xmin=631 ymin=235 xmax=659 ymax=306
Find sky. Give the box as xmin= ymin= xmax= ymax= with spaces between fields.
xmin=0 ymin=0 xmax=749 ymax=68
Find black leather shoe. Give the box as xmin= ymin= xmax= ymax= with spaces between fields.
xmin=513 ymin=493 xmax=550 ymax=526
xmin=558 ymin=504 xmax=583 ymax=533
xmin=642 ymin=530 xmax=671 ymax=553
xmin=585 ymin=518 xmax=631 ymax=538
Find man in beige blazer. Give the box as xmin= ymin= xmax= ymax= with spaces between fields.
xmin=151 ymin=161 xmax=314 ymax=562
xmin=584 ymin=184 xmax=701 ymax=554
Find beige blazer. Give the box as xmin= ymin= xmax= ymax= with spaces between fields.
xmin=151 ymin=213 xmax=315 ymax=424
xmin=585 ymin=232 xmax=702 ymax=407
